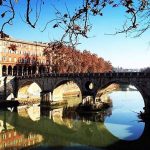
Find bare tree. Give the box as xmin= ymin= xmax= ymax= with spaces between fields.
xmin=0 ymin=0 xmax=43 ymax=33
xmin=0 ymin=0 xmax=149 ymax=46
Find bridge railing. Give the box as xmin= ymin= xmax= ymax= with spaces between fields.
xmin=14 ymin=72 xmax=150 ymax=79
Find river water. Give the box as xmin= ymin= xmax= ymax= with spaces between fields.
xmin=0 ymin=91 xmax=149 ymax=150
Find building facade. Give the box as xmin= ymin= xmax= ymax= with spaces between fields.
xmin=0 ymin=34 xmax=50 ymax=76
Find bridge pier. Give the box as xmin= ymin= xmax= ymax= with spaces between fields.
xmin=40 ymin=106 xmax=51 ymax=117
xmin=138 ymin=83 xmax=150 ymax=117
xmin=40 ymin=91 xmax=53 ymax=116
xmin=143 ymin=95 xmax=150 ymax=115
xmin=40 ymin=91 xmax=53 ymax=106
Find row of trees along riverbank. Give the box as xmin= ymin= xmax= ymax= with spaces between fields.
xmin=44 ymin=43 xmax=112 ymax=73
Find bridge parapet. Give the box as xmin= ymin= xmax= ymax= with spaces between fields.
xmin=14 ymin=72 xmax=150 ymax=80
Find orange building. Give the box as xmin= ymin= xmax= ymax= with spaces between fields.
xmin=0 ymin=32 xmax=51 ymax=76
xmin=0 ymin=128 xmax=43 ymax=149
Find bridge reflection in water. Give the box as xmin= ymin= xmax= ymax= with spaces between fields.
xmin=0 ymin=102 xmax=149 ymax=150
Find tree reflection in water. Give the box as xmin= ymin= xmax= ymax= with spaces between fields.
xmin=62 ymin=106 xmax=112 ymax=122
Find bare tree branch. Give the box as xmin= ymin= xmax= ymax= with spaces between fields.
xmin=1 ymin=0 xmax=15 ymax=36
xmin=0 ymin=0 xmax=150 ymax=47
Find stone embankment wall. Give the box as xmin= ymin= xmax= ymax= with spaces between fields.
xmin=0 ymin=76 xmax=15 ymax=100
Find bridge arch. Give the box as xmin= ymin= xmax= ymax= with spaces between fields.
xmin=54 ymin=79 xmax=82 ymax=92
xmin=96 ymin=79 xmax=145 ymax=109
xmin=53 ymin=79 xmax=82 ymax=101
xmin=2 ymin=65 xmax=7 ymax=76
xmin=99 ymin=81 xmax=146 ymax=142
xmin=8 ymin=65 xmax=13 ymax=76
xmin=13 ymin=66 xmax=17 ymax=76
xmin=17 ymin=80 xmax=43 ymax=101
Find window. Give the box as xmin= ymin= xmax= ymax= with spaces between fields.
xmin=2 ymin=56 xmax=6 ymax=61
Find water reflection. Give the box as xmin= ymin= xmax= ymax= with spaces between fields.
xmin=0 ymin=108 xmax=119 ymax=149
xmin=105 ymin=91 xmax=145 ymax=141
xmin=0 ymin=90 xmax=149 ymax=149
xmin=17 ymin=105 xmax=40 ymax=121
xmin=62 ymin=106 xmax=112 ymax=122
xmin=0 ymin=113 xmax=43 ymax=149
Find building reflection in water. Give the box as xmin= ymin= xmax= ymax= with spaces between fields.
xmin=0 ymin=119 xmax=43 ymax=149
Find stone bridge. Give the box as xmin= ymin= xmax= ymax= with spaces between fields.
xmin=2 ymin=72 xmax=150 ymax=114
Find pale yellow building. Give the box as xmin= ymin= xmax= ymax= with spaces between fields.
xmin=0 ymin=33 xmax=51 ymax=76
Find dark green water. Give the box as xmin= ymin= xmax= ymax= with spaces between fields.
xmin=0 ymin=91 xmax=149 ymax=150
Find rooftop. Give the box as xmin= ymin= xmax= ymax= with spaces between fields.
xmin=0 ymin=32 xmax=48 ymax=47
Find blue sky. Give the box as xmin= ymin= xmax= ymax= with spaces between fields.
xmin=1 ymin=0 xmax=150 ymax=69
